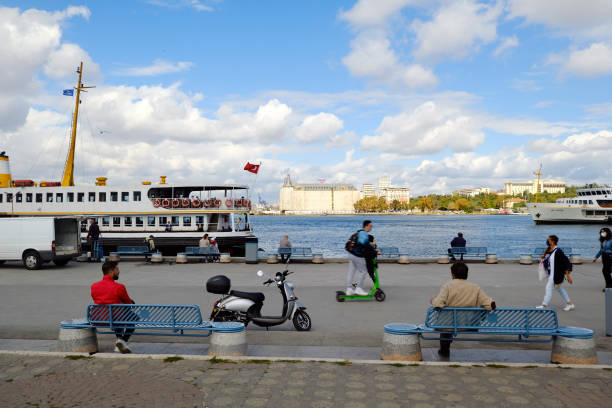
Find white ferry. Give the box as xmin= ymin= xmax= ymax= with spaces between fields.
xmin=0 ymin=63 xmax=254 ymax=255
xmin=527 ymin=185 xmax=612 ymax=224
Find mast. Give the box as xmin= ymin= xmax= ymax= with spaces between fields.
xmin=533 ymin=163 xmax=542 ymax=203
xmin=61 ymin=62 xmax=95 ymax=186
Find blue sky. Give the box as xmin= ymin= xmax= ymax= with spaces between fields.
xmin=1 ymin=0 xmax=612 ymax=200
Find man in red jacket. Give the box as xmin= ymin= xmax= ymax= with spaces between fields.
xmin=91 ymin=261 xmax=136 ymax=353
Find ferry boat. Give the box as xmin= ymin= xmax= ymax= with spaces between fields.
xmin=527 ymin=185 xmax=612 ymax=224
xmin=0 ymin=62 xmax=254 ymax=255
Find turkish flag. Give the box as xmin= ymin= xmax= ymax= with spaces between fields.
xmin=244 ymin=162 xmax=260 ymax=174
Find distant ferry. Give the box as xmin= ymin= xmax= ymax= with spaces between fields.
xmin=527 ymin=185 xmax=612 ymax=224
xmin=0 ymin=62 xmax=254 ymax=255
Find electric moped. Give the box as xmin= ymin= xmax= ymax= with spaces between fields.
xmin=207 ymin=265 xmax=311 ymax=331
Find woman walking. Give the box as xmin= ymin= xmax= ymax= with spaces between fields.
xmin=536 ymin=235 xmax=575 ymax=311
xmin=593 ymin=227 xmax=612 ymax=290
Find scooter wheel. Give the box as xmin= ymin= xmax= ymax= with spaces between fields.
xmin=374 ymin=289 xmax=386 ymax=302
xmin=336 ymin=291 xmax=346 ymax=302
xmin=293 ymin=310 xmax=312 ymax=331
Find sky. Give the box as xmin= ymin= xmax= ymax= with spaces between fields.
xmin=1 ymin=0 xmax=612 ymax=202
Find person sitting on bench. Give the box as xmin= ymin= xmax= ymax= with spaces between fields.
xmin=91 ymin=261 xmax=136 ymax=354
xmin=429 ymin=262 xmax=496 ymax=358
xmin=448 ymin=232 xmax=466 ymax=260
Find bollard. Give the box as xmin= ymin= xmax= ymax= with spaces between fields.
xmin=151 ymin=253 xmax=163 ymax=263
xmin=208 ymin=324 xmax=247 ymax=356
xmin=266 ymin=254 xmax=279 ymax=264
xmin=219 ymin=253 xmax=231 ymax=263
xmin=437 ymin=254 xmax=450 ymax=264
xmin=398 ymin=255 xmax=411 ymax=264
xmin=485 ymin=254 xmax=498 ymax=264
xmin=108 ymin=252 xmax=120 ymax=262
xmin=176 ymin=253 xmax=188 ymax=264
xmin=381 ymin=324 xmax=422 ymax=361
xmin=570 ymin=254 xmax=582 ymax=265
xmin=57 ymin=320 xmax=98 ymax=353
xmin=312 ymin=254 xmax=324 ymax=264
xmin=551 ymin=327 xmax=597 ymax=364
xmin=519 ymin=255 xmax=533 ymax=265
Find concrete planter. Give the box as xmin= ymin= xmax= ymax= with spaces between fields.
xmin=551 ymin=335 xmax=598 ymax=364
xmin=312 ymin=254 xmax=324 ymax=264
xmin=398 ymin=255 xmax=411 ymax=264
xmin=437 ymin=255 xmax=450 ymax=264
xmin=266 ymin=254 xmax=279 ymax=264
xmin=381 ymin=331 xmax=422 ymax=361
xmin=108 ymin=253 xmax=120 ymax=262
xmin=519 ymin=255 xmax=533 ymax=265
xmin=485 ymin=254 xmax=498 ymax=264
xmin=151 ymin=253 xmax=163 ymax=263
xmin=570 ymin=254 xmax=583 ymax=265
xmin=57 ymin=323 xmax=98 ymax=353
xmin=219 ymin=253 xmax=231 ymax=263
xmin=176 ymin=253 xmax=188 ymax=264
xmin=209 ymin=330 xmax=247 ymax=356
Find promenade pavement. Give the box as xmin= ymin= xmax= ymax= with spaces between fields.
xmin=1 ymin=352 xmax=611 ymax=408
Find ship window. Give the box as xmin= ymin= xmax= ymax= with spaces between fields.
xmin=196 ymin=216 xmax=204 ymax=225
xmin=121 ymin=192 xmax=129 ymax=202
xmin=102 ymin=217 xmax=110 ymax=227
xmin=148 ymin=216 xmax=156 ymax=226
xmin=89 ymin=192 xmax=95 ymax=202
xmin=135 ymin=216 xmax=143 ymax=227
xmin=46 ymin=193 xmax=53 ymax=202
xmin=113 ymin=217 xmax=121 ymax=227
xmin=15 ymin=193 xmax=22 ymax=203
xmin=159 ymin=216 xmax=167 ymax=226
xmin=0 ymin=194 xmax=3 ymax=203
xmin=124 ymin=217 xmax=132 ymax=226
xmin=67 ymin=192 xmax=74 ymax=202
xmin=596 ymin=211 xmax=605 ymax=215
xmin=35 ymin=193 xmax=42 ymax=203
xmin=77 ymin=192 xmax=84 ymax=202
xmin=6 ymin=193 xmax=12 ymax=202
xmin=171 ymin=216 xmax=179 ymax=226
xmin=586 ymin=211 xmax=594 ymax=215
xmin=590 ymin=200 xmax=593 ymax=204
xmin=56 ymin=193 xmax=63 ymax=203
xmin=133 ymin=191 xmax=141 ymax=201
xmin=26 ymin=193 xmax=32 ymax=203
xmin=111 ymin=192 xmax=118 ymax=202
xmin=183 ymin=216 xmax=191 ymax=226
xmin=99 ymin=192 xmax=106 ymax=202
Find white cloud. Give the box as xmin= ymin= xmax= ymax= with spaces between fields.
xmin=294 ymin=113 xmax=343 ymax=143
xmin=494 ymin=35 xmax=519 ymax=56
xmin=147 ymin=1 xmax=213 ymax=12
xmin=412 ymin=0 xmax=502 ymax=62
xmin=44 ymin=43 xmax=101 ymax=81
xmin=483 ymin=117 xmax=574 ymax=137
xmin=361 ymin=101 xmax=484 ymax=156
xmin=339 ymin=0 xmax=416 ymax=28
xmin=114 ymin=59 xmax=195 ymax=76
xmin=559 ymin=43 xmax=612 ymax=78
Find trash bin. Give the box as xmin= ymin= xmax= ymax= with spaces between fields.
xmin=607 ymin=288 xmax=612 ymax=337
xmin=245 ymin=237 xmax=259 ymax=264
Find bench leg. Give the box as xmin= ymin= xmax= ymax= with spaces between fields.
xmin=57 ymin=327 xmax=98 ymax=353
xmin=381 ymin=332 xmax=422 ymax=361
xmin=209 ymin=331 xmax=247 ymax=357
xmin=551 ymin=336 xmax=598 ymax=364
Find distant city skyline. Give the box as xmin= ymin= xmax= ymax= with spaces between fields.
xmin=0 ymin=1 xmax=611 ymax=201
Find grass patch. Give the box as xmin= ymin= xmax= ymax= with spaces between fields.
xmin=278 ymin=359 xmax=301 ymax=363
xmin=65 ymin=355 xmax=90 ymax=360
xmin=387 ymin=363 xmax=406 ymax=367
xmin=245 ymin=359 xmax=271 ymax=364
xmin=163 ymin=356 xmax=184 ymax=363
xmin=557 ymin=366 xmax=572 ymax=369
xmin=486 ymin=364 xmax=508 ymax=369
xmin=335 ymin=360 xmax=352 ymax=366
xmin=5 ymin=379 xmax=13 ymax=383
xmin=448 ymin=364 xmax=462 ymax=368
xmin=602 ymin=368 xmax=612 ymax=371
xmin=209 ymin=357 xmax=235 ymax=364
xmin=521 ymin=365 xmax=537 ymax=369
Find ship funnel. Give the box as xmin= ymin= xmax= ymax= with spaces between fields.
xmin=159 ymin=176 xmax=167 ymax=184
xmin=95 ymin=177 xmax=107 ymax=186
xmin=0 ymin=152 xmax=12 ymax=188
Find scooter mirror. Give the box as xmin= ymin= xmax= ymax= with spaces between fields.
xmin=257 ymin=270 xmax=264 ymax=277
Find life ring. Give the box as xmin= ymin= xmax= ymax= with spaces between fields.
xmin=161 ymin=198 xmax=170 ymax=208
xmin=172 ymin=199 xmax=180 ymax=208
xmin=192 ymin=198 xmax=201 ymax=208
xmin=182 ymin=198 xmax=191 ymax=207
xmin=225 ymin=199 xmax=233 ymax=207
xmin=234 ymin=199 xmax=242 ymax=207
xmin=203 ymin=199 xmax=211 ymax=208
xmin=246 ymin=200 xmax=251 ymax=207
xmin=213 ymin=199 xmax=221 ymax=207
xmin=153 ymin=199 xmax=161 ymax=208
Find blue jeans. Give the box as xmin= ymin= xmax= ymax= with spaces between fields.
xmin=542 ymin=273 xmax=571 ymax=306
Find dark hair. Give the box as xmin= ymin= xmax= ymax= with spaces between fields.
xmin=601 ymin=228 xmax=612 ymax=242
xmin=458 ymin=232 xmax=463 ymax=237
xmin=363 ymin=220 xmax=372 ymax=228
xmin=450 ymin=262 xmax=468 ymax=279
xmin=102 ymin=261 xmax=118 ymax=275
xmin=368 ymin=234 xmax=374 ymax=242
xmin=548 ymin=235 xmax=559 ymax=245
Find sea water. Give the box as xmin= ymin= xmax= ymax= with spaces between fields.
xmin=250 ymin=214 xmax=604 ymax=258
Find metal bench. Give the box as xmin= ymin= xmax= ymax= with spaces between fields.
xmin=61 ymin=304 xmax=243 ymax=337
xmin=379 ymin=247 xmax=400 ymax=258
xmin=285 ymin=247 xmax=313 ymax=260
xmin=530 ymin=247 xmax=574 ymax=257
xmin=449 ymin=247 xmax=488 ymax=260
xmin=181 ymin=246 xmax=220 ymax=262
xmin=113 ymin=246 xmax=154 ymax=260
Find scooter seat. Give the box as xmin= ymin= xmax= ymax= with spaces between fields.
xmin=230 ymin=290 xmax=265 ymax=303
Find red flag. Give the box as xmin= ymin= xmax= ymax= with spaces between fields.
xmin=244 ymin=162 xmax=260 ymax=174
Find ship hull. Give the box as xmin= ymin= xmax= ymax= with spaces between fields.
xmin=527 ymin=203 xmax=612 ymax=224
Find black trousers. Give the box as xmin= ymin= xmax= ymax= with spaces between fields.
xmin=280 ymin=253 xmax=291 ymax=263
xmin=439 ymin=333 xmax=453 ymax=352
xmin=603 ymin=255 xmax=612 ymax=288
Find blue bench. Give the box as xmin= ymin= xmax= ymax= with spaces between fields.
xmin=180 ymin=246 xmax=220 ymax=262
xmin=530 ymin=247 xmax=574 ymax=257
xmin=61 ymin=304 xmax=243 ymax=338
xmin=385 ymin=306 xmax=593 ymax=343
xmin=449 ymin=247 xmax=488 ymax=260
xmin=277 ymin=247 xmax=315 ymax=260
xmin=379 ymin=247 xmax=400 ymax=258
xmin=113 ymin=246 xmax=155 ymax=261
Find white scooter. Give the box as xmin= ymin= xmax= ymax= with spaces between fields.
xmin=206 ymin=266 xmax=311 ymax=331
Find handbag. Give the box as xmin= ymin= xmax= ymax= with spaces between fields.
xmin=538 ymin=261 xmax=547 ymax=282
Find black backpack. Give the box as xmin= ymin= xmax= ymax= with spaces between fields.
xmin=345 ymin=230 xmax=362 ymax=253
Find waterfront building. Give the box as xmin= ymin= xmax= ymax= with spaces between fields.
xmin=361 ymin=183 xmax=375 ymax=198
xmin=379 ymin=187 xmax=411 ymax=203
xmin=452 ymin=187 xmax=490 ymax=197
xmin=503 ymin=198 xmax=526 ymax=209
xmin=279 ymin=174 xmax=361 ymax=214
xmin=377 ymin=176 xmax=391 ymax=191
xmin=504 ymin=180 xmax=566 ymax=195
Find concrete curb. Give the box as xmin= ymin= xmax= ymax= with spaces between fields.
xmin=2 ymin=349 xmax=611 ymax=370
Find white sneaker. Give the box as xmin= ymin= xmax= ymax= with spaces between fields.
xmin=354 ymin=287 xmax=368 ymax=296
xmin=346 ymin=287 xmax=355 ymax=296
xmin=113 ymin=346 xmax=120 ymax=352
xmin=115 ymin=339 xmax=132 ymax=354
xmin=563 ymin=304 xmax=575 ymax=311
xmin=535 ymin=305 xmax=547 ymax=309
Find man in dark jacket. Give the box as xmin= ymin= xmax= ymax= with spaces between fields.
xmin=87 ymin=219 xmax=101 ymax=261
xmin=448 ymin=232 xmax=466 ymax=260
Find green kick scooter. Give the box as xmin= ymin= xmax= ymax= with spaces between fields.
xmin=336 ymin=259 xmax=386 ymax=302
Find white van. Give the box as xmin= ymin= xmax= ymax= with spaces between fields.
xmin=0 ymin=217 xmax=81 ymax=270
